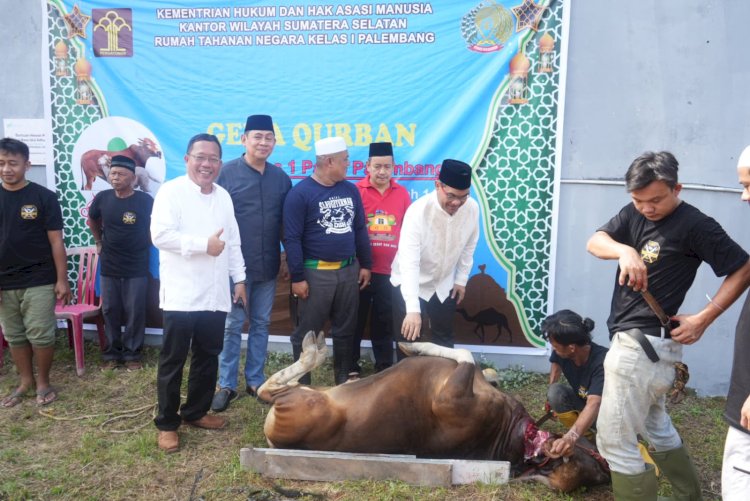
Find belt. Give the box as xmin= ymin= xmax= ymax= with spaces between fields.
xmin=640 ymin=326 xmax=671 ymax=339
xmin=621 ymin=327 xmax=668 ymax=363
xmin=303 ymin=257 xmax=355 ymax=270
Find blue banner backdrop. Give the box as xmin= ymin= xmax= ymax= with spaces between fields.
xmin=43 ymin=0 xmax=568 ymax=351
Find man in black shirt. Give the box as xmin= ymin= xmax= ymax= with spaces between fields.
xmin=0 ymin=138 xmax=71 ymax=407
xmin=211 ymin=115 xmax=291 ymax=412
xmin=88 ymin=155 xmax=153 ymax=370
xmin=722 ymin=145 xmax=750 ymax=499
xmin=587 ymin=151 xmax=750 ymax=499
xmin=541 ymin=310 xmax=606 ymax=456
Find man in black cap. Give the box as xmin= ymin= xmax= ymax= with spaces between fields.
xmin=88 ymin=154 xmax=154 ymax=370
xmin=390 ymin=159 xmax=479 ymax=352
xmin=353 ymin=142 xmax=411 ymax=373
xmin=211 ymin=115 xmax=291 ymax=412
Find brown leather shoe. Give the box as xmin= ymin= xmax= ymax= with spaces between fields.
xmin=157 ymin=431 xmax=179 ymax=453
xmin=183 ymin=414 xmax=227 ymax=430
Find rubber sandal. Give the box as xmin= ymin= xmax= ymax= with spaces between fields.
xmin=1 ymin=389 xmax=27 ymax=408
xmin=36 ymin=387 xmax=58 ymax=406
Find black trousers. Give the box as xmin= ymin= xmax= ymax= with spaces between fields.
xmin=354 ymin=272 xmax=395 ymax=368
xmin=154 ymin=310 xmax=226 ymax=431
xmin=100 ymin=275 xmax=148 ymax=362
xmin=392 ymin=286 xmax=457 ymax=360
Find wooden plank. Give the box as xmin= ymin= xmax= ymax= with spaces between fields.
xmin=240 ymin=448 xmax=510 ymax=486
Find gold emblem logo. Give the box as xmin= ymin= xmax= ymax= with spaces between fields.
xmin=122 ymin=211 xmax=136 ymax=224
xmin=20 ymin=205 xmax=38 ymax=220
xmin=93 ymin=9 xmax=133 ymax=57
xmin=641 ymin=240 xmax=660 ymax=264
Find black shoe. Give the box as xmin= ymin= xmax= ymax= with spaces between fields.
xmin=210 ymin=388 xmax=238 ymax=412
xmin=247 ymin=386 xmax=270 ymax=406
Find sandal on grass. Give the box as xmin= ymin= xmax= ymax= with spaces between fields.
xmin=36 ymin=387 xmax=58 ymax=406
xmin=1 ymin=388 xmax=28 ymax=408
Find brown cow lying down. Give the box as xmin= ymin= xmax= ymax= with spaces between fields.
xmin=257 ymin=332 xmax=611 ymax=493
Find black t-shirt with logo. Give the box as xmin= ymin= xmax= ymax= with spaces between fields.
xmin=88 ymin=190 xmax=153 ymax=277
xmin=549 ymin=342 xmax=607 ymax=399
xmin=598 ymin=201 xmax=749 ymax=336
xmin=0 ymin=182 xmax=63 ymax=289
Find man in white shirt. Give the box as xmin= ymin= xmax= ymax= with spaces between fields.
xmin=390 ymin=159 xmax=479 ymax=356
xmin=150 ymin=133 xmax=247 ymax=453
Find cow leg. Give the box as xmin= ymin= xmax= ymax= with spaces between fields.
xmin=257 ymin=331 xmax=327 ymax=398
xmin=397 ymin=342 xmax=474 ymax=364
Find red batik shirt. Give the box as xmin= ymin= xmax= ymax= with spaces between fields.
xmin=356 ymin=176 xmax=412 ymax=274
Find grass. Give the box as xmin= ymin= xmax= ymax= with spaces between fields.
xmin=0 ymin=332 xmax=727 ymax=500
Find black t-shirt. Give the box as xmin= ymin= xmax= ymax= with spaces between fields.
xmin=725 ymin=291 xmax=750 ymax=436
xmin=550 ymin=342 xmax=607 ymax=399
xmin=0 ymin=182 xmax=63 ymax=289
xmin=598 ymin=202 xmax=749 ymax=336
xmin=88 ymin=190 xmax=153 ymax=277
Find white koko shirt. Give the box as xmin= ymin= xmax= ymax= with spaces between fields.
xmin=151 ymin=175 xmax=246 ymax=312
xmin=390 ymin=190 xmax=479 ymax=313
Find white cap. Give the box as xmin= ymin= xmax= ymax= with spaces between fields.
xmin=314 ymin=136 xmax=347 ymax=156
xmin=738 ymin=145 xmax=750 ymax=169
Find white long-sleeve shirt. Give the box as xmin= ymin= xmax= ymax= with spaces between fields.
xmin=151 ymin=175 xmax=246 ymax=312
xmin=390 ymin=190 xmax=479 ymax=313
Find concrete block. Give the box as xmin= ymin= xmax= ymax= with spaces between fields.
xmin=240 ymin=448 xmax=510 ymax=487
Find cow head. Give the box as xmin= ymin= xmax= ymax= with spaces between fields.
xmin=129 ymin=138 xmax=162 ymax=166
xmin=521 ymin=434 xmax=610 ymax=492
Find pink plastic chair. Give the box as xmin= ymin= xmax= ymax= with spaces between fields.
xmin=55 ymin=246 xmax=106 ymax=376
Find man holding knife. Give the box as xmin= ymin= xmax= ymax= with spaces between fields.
xmin=587 ymin=150 xmax=750 ymax=499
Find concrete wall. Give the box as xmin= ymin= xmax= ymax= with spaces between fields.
xmin=0 ymin=0 xmax=46 ymax=185
xmin=556 ymin=0 xmax=750 ymax=396
xmin=2 ymin=1 xmax=748 ymax=395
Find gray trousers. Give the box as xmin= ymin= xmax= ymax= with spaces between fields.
xmin=291 ymin=265 xmax=359 ymax=383
xmin=291 ymin=265 xmax=360 ymax=345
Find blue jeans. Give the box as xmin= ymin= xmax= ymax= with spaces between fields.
xmin=217 ymin=279 xmax=276 ymax=391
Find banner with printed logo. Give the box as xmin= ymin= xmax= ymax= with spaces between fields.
xmin=42 ymin=0 xmax=569 ymax=351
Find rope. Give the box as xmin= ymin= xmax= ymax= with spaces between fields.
xmin=38 ymin=402 xmax=157 ymax=433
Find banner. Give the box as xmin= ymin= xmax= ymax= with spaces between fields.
xmin=43 ymin=0 xmax=568 ymax=351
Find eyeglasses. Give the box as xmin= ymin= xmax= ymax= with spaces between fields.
xmin=439 ymin=184 xmax=470 ymax=202
xmin=189 ymin=154 xmax=221 ymax=165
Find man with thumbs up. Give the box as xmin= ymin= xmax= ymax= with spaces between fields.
xmin=150 ymin=133 xmax=247 ymax=453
